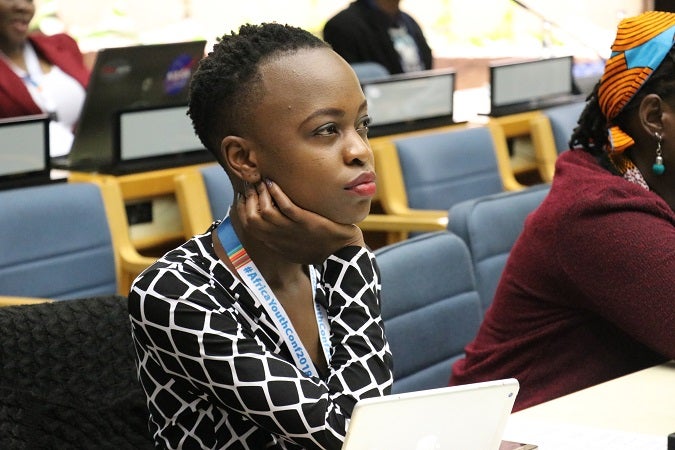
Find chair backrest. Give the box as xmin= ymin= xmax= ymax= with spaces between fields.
xmin=447 ymin=184 xmax=550 ymax=313
xmin=200 ymin=164 xmax=234 ymax=221
xmin=0 ymin=182 xmax=118 ymax=300
xmin=543 ymin=101 xmax=586 ymax=154
xmin=0 ymin=295 xmax=154 ymax=449
xmin=375 ymin=231 xmax=482 ymax=394
xmin=394 ymin=125 xmax=517 ymax=212
xmin=350 ymin=62 xmax=390 ymax=82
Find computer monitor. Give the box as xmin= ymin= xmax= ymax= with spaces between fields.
xmin=489 ymin=55 xmax=580 ymax=116
xmin=362 ymin=68 xmax=456 ymax=137
xmin=54 ymin=39 xmax=207 ymax=172
xmin=0 ymin=114 xmax=54 ymax=189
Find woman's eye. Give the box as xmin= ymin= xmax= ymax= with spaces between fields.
xmin=316 ymin=124 xmax=339 ymax=136
xmin=357 ymin=116 xmax=371 ymax=135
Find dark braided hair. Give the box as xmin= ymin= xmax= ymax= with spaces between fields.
xmin=187 ymin=23 xmax=329 ymax=164
xmin=571 ymin=47 xmax=675 ymax=173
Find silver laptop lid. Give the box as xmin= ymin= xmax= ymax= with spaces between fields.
xmin=342 ymin=378 xmax=519 ymax=450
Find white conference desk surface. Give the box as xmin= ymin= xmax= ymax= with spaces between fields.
xmin=503 ymin=361 xmax=675 ymax=449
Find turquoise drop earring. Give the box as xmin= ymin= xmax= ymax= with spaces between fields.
xmin=653 ymin=132 xmax=665 ymax=175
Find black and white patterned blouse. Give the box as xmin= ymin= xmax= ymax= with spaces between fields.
xmin=128 ymin=221 xmax=393 ymax=450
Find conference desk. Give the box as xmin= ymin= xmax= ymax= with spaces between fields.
xmin=58 ymin=91 xmax=556 ymax=253
xmin=503 ymin=361 xmax=675 ymax=449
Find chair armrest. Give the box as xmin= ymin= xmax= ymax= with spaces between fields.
xmin=174 ymin=170 xmax=214 ymax=240
xmin=118 ymin=247 xmax=156 ymax=276
xmin=117 ymin=247 xmax=156 ymax=295
xmin=528 ymin=114 xmax=558 ymax=183
xmin=0 ymin=297 xmax=53 ymax=307
xmin=358 ymin=210 xmax=448 ymax=245
xmin=487 ymin=122 xmax=527 ymax=192
xmin=94 ymin=178 xmax=158 ymax=295
xmin=359 ymin=212 xmax=448 ymax=232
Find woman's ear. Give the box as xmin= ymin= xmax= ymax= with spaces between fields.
xmin=639 ymin=93 xmax=665 ymax=135
xmin=220 ymin=136 xmax=261 ymax=184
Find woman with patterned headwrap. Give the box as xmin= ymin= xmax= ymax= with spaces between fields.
xmin=449 ymin=11 xmax=675 ymax=412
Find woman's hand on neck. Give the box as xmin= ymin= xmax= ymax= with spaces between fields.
xmin=233 ymin=181 xmax=366 ymax=265
xmin=224 ymin=207 xmax=306 ymax=289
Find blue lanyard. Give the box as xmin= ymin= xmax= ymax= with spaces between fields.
xmin=217 ymin=216 xmax=331 ymax=377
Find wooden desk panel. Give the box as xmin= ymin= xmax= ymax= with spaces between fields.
xmin=487 ymin=111 xmax=546 ymax=178
xmin=69 ymin=163 xmax=214 ymax=201
xmin=489 ymin=111 xmax=545 ymax=138
xmin=69 ymin=163 xmax=216 ymax=252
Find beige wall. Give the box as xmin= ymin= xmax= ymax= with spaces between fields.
xmin=35 ymin=0 xmax=645 ymax=58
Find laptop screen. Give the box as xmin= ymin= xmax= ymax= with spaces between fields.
xmin=0 ymin=114 xmax=51 ymax=189
xmin=490 ymin=56 xmax=574 ymax=110
xmin=362 ymin=69 xmax=456 ymax=137
xmin=61 ymin=40 xmax=207 ymax=171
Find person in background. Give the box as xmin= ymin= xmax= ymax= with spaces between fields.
xmin=0 ymin=0 xmax=89 ymax=156
xmin=450 ymin=11 xmax=675 ymax=412
xmin=323 ymin=0 xmax=432 ymax=75
xmin=128 ymin=22 xmax=393 ymax=450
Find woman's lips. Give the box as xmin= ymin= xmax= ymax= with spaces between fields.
xmin=345 ymin=173 xmax=377 ymax=197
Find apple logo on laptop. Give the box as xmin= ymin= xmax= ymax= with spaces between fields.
xmin=415 ymin=434 xmax=441 ymax=450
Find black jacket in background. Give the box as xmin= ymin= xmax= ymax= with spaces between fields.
xmin=323 ymin=0 xmax=433 ymax=74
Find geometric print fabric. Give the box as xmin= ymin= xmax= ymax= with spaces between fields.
xmin=129 ymin=220 xmax=393 ymax=449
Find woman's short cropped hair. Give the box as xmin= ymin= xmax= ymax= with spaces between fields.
xmin=187 ymin=23 xmax=329 ymax=163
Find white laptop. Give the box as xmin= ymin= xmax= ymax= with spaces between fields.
xmin=342 ymin=378 xmax=520 ymax=450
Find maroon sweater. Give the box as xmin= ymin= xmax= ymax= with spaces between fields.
xmin=450 ymin=149 xmax=675 ymax=411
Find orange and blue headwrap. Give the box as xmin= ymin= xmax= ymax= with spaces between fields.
xmin=598 ymin=11 xmax=675 ymax=154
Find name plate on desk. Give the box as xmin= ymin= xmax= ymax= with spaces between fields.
xmin=488 ymin=56 xmax=583 ymax=117
xmin=362 ymin=68 xmax=457 ymax=137
xmin=0 ymin=114 xmax=54 ymax=189
xmin=111 ymin=105 xmax=212 ymax=174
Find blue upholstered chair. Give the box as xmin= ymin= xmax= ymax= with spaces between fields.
xmin=375 ymin=231 xmax=483 ymax=394
xmin=350 ymin=62 xmax=389 ymax=82
xmin=174 ymin=164 xmax=234 ymax=238
xmin=395 ymin=125 xmax=523 ymax=211
xmin=0 ymin=180 xmax=152 ymax=301
xmin=368 ymin=124 xmax=524 ymax=242
xmin=543 ymin=101 xmax=586 ymax=155
xmin=447 ymin=184 xmax=550 ymax=314
xmin=199 ymin=164 xmax=233 ymax=221
xmin=530 ymin=101 xmax=586 ymax=182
